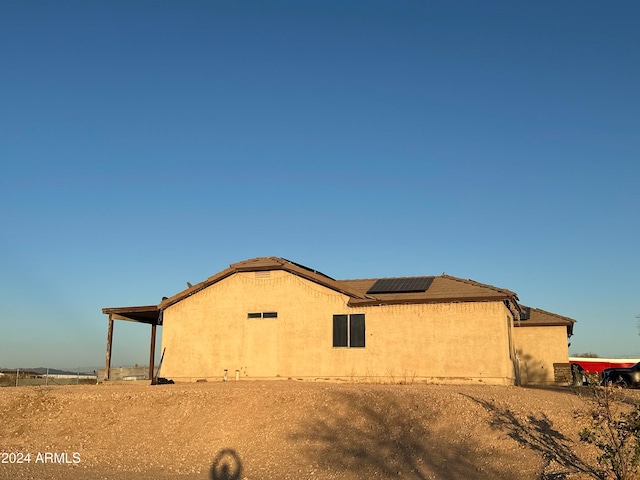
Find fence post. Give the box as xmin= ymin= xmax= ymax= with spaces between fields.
xmin=16 ymin=368 xmax=19 ymax=387
xmin=46 ymin=367 xmax=49 ymax=386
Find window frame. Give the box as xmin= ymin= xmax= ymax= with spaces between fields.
xmin=333 ymin=313 xmax=366 ymax=348
xmin=247 ymin=312 xmax=278 ymax=319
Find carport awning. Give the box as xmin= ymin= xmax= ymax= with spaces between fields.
xmin=102 ymin=305 xmax=161 ymax=325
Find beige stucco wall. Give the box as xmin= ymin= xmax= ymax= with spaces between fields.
xmin=513 ymin=325 xmax=569 ymax=384
xmin=160 ymin=270 xmax=516 ymax=384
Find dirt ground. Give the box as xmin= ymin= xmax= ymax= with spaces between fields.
xmin=0 ymin=380 xmax=637 ymax=480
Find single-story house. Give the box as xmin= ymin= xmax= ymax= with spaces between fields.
xmin=102 ymin=257 xmax=575 ymax=385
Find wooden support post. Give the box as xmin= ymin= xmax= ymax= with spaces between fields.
xmin=105 ymin=314 xmax=114 ymax=381
xmin=149 ymin=323 xmax=157 ymax=385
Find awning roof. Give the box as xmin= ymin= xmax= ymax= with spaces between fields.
xmin=102 ymin=305 xmax=161 ymax=325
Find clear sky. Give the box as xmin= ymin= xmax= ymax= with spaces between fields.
xmin=1 ymin=1 xmax=638 ymax=370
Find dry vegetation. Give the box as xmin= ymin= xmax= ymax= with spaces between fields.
xmin=2 ymin=380 xmax=639 ymax=480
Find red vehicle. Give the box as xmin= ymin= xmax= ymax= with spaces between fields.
xmin=569 ymin=357 xmax=640 ymax=375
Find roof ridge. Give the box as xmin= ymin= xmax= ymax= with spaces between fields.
xmin=440 ymin=274 xmax=517 ymax=298
xmin=159 ymin=256 xmax=371 ymax=309
xmin=339 ymin=277 xmax=379 ymax=282
xmin=339 ymin=275 xmax=435 ymax=282
xmin=158 ymin=259 xmax=521 ymax=310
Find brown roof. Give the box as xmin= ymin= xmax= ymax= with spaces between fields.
xmin=157 ymin=257 xmax=519 ymax=309
xmin=157 ymin=257 xmax=370 ymax=310
xmin=517 ymin=306 xmax=576 ymax=332
xmin=104 ymin=258 xmax=575 ymax=331
xmin=341 ymin=274 xmax=517 ymax=306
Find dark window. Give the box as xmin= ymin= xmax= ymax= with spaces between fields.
xmin=333 ymin=314 xmax=365 ymax=348
xmin=350 ymin=314 xmax=366 ymax=347
xmin=247 ymin=312 xmax=278 ymax=319
xmin=333 ymin=315 xmax=348 ymax=347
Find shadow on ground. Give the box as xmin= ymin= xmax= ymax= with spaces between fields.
xmin=209 ymin=449 xmax=242 ymax=480
xmin=292 ymin=389 xmax=526 ymax=480
xmin=463 ymin=395 xmax=603 ymax=480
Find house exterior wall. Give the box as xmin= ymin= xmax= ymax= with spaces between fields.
xmin=160 ymin=270 xmax=516 ymax=384
xmin=513 ymin=325 xmax=569 ymax=384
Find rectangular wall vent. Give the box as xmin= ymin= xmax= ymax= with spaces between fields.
xmin=247 ymin=312 xmax=278 ymax=319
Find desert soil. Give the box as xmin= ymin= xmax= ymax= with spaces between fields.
xmin=0 ymin=380 xmax=636 ymax=480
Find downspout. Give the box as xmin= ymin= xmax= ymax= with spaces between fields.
xmin=152 ymin=309 xmax=164 ymax=384
xmin=505 ymin=299 xmax=522 ymax=386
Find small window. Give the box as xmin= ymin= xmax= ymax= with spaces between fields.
xmin=333 ymin=314 xmax=365 ymax=348
xmin=247 ymin=312 xmax=278 ymax=319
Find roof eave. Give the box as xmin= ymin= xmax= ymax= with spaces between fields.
xmin=158 ymin=268 xmax=236 ymax=310
xmin=158 ymin=260 xmax=369 ymax=310
xmin=102 ymin=305 xmax=159 ymax=314
xmin=348 ymin=295 xmax=514 ymax=307
xmin=515 ymin=321 xmax=573 ymax=327
xmin=102 ymin=305 xmax=160 ymax=324
xmin=285 ymin=269 xmax=369 ymax=300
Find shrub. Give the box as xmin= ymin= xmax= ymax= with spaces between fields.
xmin=579 ymin=385 xmax=640 ymax=480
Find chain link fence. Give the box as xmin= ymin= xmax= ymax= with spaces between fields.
xmin=0 ymin=367 xmax=99 ymax=387
xmin=0 ymin=365 xmax=163 ymax=387
xmin=96 ymin=366 xmax=159 ymax=383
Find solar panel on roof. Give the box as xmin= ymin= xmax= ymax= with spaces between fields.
xmin=366 ymin=276 xmax=434 ymax=294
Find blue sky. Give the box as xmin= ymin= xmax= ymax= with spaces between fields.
xmin=1 ymin=1 xmax=638 ymax=369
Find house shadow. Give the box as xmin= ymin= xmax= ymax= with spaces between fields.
xmin=209 ymin=449 xmax=242 ymax=480
xmin=518 ymin=353 xmax=567 ymax=387
xmin=291 ymin=389 xmax=525 ymax=480
xmin=462 ymin=395 xmax=603 ymax=480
